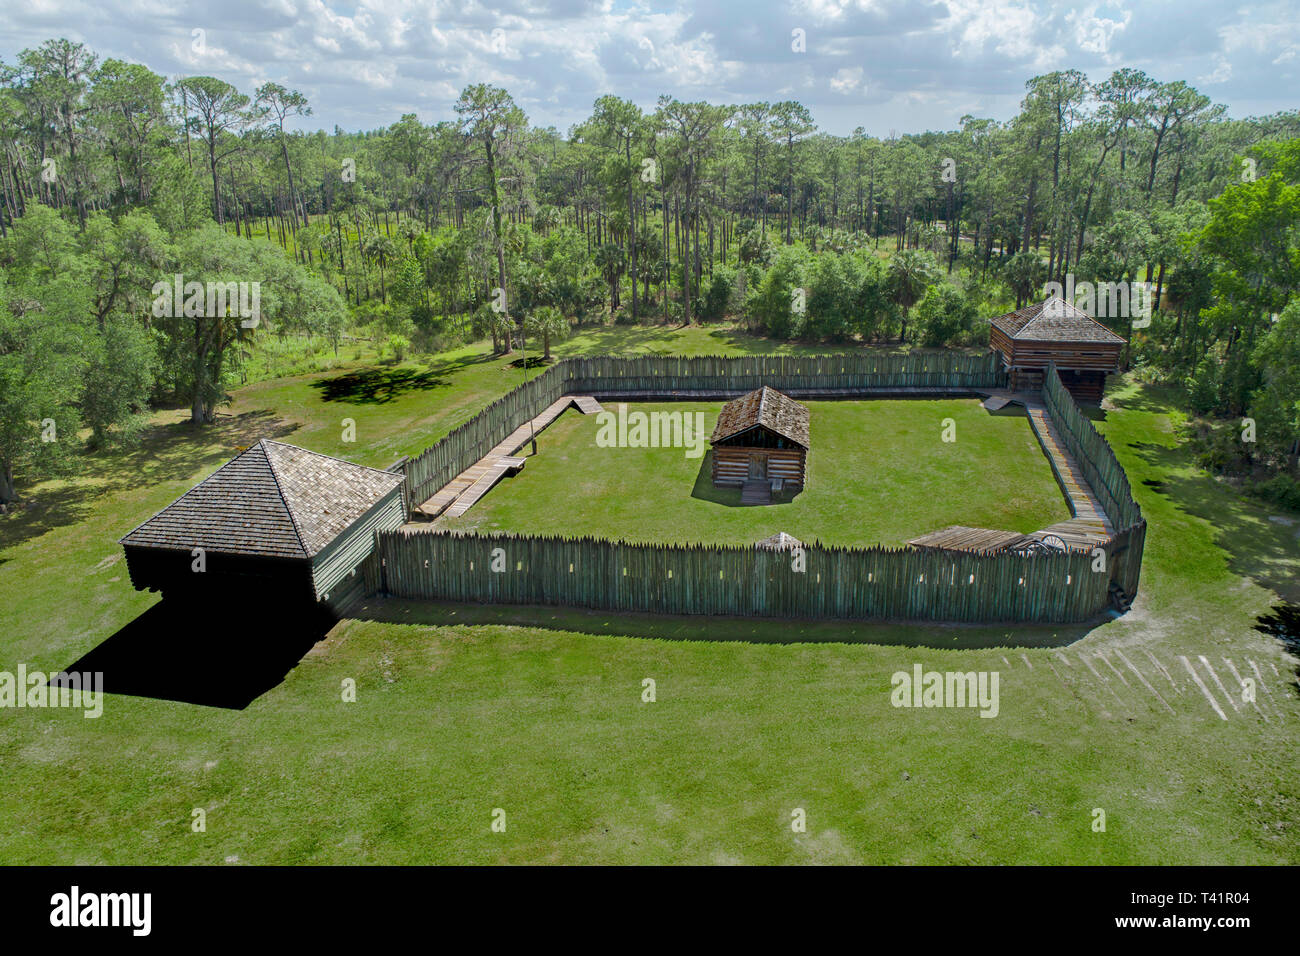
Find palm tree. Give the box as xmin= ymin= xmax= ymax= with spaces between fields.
xmin=489 ymin=308 xmax=515 ymax=354
xmin=594 ymin=243 xmax=626 ymax=315
xmin=361 ymin=233 xmax=397 ymax=303
xmin=397 ymin=218 xmax=423 ymax=252
xmin=887 ymin=249 xmax=938 ymax=343
xmin=1004 ymin=250 xmax=1046 ymax=309
xmin=525 ymin=306 xmax=568 ymax=361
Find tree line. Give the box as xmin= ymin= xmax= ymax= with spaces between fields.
xmin=0 ymin=37 xmax=1296 ymax=508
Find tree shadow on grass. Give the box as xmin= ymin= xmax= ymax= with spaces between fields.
xmin=1129 ymin=440 xmax=1300 ymax=603
xmin=310 ymin=366 xmax=450 ymax=404
xmin=349 ymin=596 xmax=1102 ymax=650
xmin=62 ymin=594 xmax=336 ymax=709
xmin=1105 ymin=382 xmax=1187 ymax=416
xmin=0 ymin=409 xmax=297 ymax=551
xmin=419 ymin=348 xmax=501 ymax=378
xmin=558 ymin=324 xmax=701 ymax=356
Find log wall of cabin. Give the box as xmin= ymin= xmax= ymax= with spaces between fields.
xmin=990 ymin=332 xmax=1120 ymax=404
xmin=712 ymin=447 xmax=806 ymax=486
xmin=1006 ymin=339 xmax=1122 ymax=373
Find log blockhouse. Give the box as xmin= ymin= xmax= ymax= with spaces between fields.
xmin=988 ymin=296 xmax=1126 ymax=403
xmin=119 ymin=439 xmax=405 ymax=612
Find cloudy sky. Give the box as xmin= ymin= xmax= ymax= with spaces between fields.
xmin=2 ymin=0 xmax=1296 ymax=136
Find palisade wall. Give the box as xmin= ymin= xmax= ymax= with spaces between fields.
xmin=372 ymin=530 xmax=1110 ymax=624
xmin=403 ymin=351 xmax=1002 ymax=506
xmin=376 ymin=351 xmax=1144 ymax=626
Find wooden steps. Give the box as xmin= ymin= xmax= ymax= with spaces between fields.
xmin=571 ymin=395 xmax=603 ymax=414
xmin=741 ymin=480 xmax=772 ymax=505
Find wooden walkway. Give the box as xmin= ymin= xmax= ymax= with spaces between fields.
xmin=414 ymin=395 xmax=603 ymax=520
xmin=909 ymin=525 xmax=1034 ymax=554
xmin=1021 ymin=399 xmax=1114 ymax=550
xmin=741 ymin=480 xmax=772 ymax=506
xmin=588 ymin=386 xmax=985 ymax=401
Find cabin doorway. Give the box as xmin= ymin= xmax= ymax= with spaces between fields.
xmin=747 ymin=455 xmax=767 ymax=480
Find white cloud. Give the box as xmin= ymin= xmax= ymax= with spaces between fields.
xmin=0 ymin=0 xmax=1294 ymax=134
xmin=1066 ymin=4 xmax=1131 ymax=57
xmin=1198 ymin=55 xmax=1232 ymax=84
xmin=830 ymin=66 xmax=865 ymax=94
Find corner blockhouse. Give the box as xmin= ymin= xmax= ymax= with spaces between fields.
xmin=119 ymin=439 xmax=406 ymax=612
xmin=988 ymin=296 xmax=1126 ymax=403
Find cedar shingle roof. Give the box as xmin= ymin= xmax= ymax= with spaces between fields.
xmin=120 ymin=439 xmax=404 ymax=559
xmin=989 ymin=296 xmax=1126 ymax=344
xmin=710 ymin=386 xmax=810 ymax=448
xmin=755 ymin=531 xmax=804 ymax=551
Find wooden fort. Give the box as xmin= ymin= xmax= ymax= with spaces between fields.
xmin=710 ymin=386 xmax=809 ymax=490
xmin=988 ymin=296 xmax=1126 ymax=403
xmin=119 ymin=439 xmax=406 ymax=610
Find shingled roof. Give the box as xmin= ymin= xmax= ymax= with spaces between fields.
xmin=990 ymin=296 xmax=1126 ymax=344
xmin=711 ymin=386 xmax=810 ymax=448
xmin=120 ymin=439 xmax=405 ymax=559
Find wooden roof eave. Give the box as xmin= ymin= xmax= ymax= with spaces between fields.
xmin=711 ymin=423 xmax=808 ymax=450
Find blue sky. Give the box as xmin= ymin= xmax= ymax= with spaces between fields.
xmin=1 ymin=0 xmax=1296 ymax=135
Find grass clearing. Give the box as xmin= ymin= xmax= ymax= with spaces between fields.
xmin=1 ymin=329 xmax=1296 ymax=865
xmin=439 ymin=399 xmax=1070 ymax=548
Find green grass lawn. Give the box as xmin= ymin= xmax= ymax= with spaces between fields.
xmin=439 ymin=400 xmax=1070 ymax=548
xmin=1 ymin=328 xmax=1297 ymax=865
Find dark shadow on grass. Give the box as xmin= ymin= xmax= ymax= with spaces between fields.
xmin=558 ymin=324 xmax=702 ymax=356
xmin=1130 ymin=440 xmax=1300 ymax=603
xmin=690 ymin=451 xmax=740 ymax=506
xmin=1105 ymin=382 xmax=1186 ymax=416
xmin=62 ymin=594 xmax=336 ymax=709
xmin=688 ymin=451 xmax=802 ymax=507
xmin=349 ymin=596 xmax=1103 ymax=650
xmin=984 ymin=403 xmax=1031 ymax=419
xmin=310 ymin=366 xmax=450 ymax=404
xmin=0 ymin=409 xmax=297 ymax=551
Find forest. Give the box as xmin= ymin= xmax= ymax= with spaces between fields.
xmin=0 ymin=37 xmax=1297 ymax=509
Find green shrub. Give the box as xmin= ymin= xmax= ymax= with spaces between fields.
xmin=700 ymin=266 xmax=737 ymax=321
xmin=1247 ymin=473 xmax=1300 ymax=511
xmin=385 ymin=333 xmax=410 ymax=363
xmin=915 ymin=284 xmax=977 ymax=347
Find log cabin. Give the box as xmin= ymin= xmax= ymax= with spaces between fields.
xmin=119 ymin=439 xmax=406 ymax=613
xmin=710 ymin=386 xmax=809 ymax=489
xmin=988 ymin=296 xmax=1126 ymax=403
